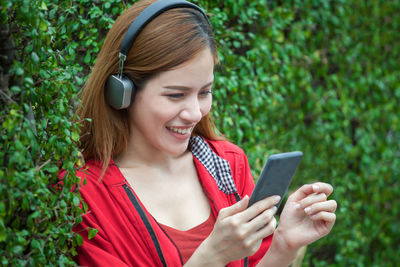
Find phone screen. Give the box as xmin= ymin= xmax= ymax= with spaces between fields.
xmin=248 ymin=151 xmax=303 ymax=208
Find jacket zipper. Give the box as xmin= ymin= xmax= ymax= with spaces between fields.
xmin=123 ymin=184 xmax=168 ymax=267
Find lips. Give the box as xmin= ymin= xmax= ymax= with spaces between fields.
xmin=166 ymin=126 xmax=193 ymax=135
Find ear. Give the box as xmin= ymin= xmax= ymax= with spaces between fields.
xmin=105 ymin=74 xmax=136 ymax=109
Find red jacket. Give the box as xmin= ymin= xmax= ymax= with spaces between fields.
xmin=74 ymin=138 xmax=272 ymax=266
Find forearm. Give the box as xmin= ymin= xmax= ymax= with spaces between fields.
xmin=256 ymin=230 xmax=299 ymax=267
xmin=183 ymin=237 xmax=226 ymax=267
xmin=185 ymin=195 xmax=281 ymax=266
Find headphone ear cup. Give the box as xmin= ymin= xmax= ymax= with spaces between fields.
xmin=105 ymin=74 xmax=136 ymax=109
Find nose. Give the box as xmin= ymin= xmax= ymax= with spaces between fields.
xmin=180 ymin=97 xmax=203 ymax=123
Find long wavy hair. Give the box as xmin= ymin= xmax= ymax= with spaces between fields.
xmin=76 ymin=0 xmax=223 ymax=173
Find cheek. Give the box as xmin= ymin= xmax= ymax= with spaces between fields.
xmin=200 ymin=97 xmax=212 ymax=116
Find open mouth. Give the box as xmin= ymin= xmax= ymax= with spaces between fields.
xmin=166 ymin=126 xmax=193 ymax=135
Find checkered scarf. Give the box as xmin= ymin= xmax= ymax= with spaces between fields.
xmin=189 ymin=136 xmax=238 ymax=195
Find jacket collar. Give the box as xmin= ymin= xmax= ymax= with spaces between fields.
xmin=189 ymin=136 xmax=238 ymax=195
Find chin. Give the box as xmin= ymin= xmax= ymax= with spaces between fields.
xmin=164 ymin=142 xmax=190 ymax=157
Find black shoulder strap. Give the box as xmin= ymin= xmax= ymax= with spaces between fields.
xmin=123 ymin=148 xmax=248 ymax=267
xmin=123 ymin=184 xmax=167 ymax=267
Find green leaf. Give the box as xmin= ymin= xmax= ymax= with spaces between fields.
xmin=15 ymin=67 xmax=24 ymax=76
xmin=12 ymin=245 xmax=24 ymax=254
xmin=10 ymin=86 xmax=21 ymax=94
xmin=40 ymin=1 xmax=48 ymax=10
xmin=71 ymin=131 xmax=79 ymax=142
xmin=88 ymin=228 xmax=98 ymax=240
xmin=24 ymin=77 xmax=34 ymax=86
xmin=75 ymin=234 xmax=83 ymax=246
xmin=84 ymin=52 xmax=91 ymax=64
xmin=0 ymin=219 xmax=6 ymax=242
xmin=73 ymin=195 xmax=80 ymax=207
xmin=30 ymin=239 xmax=40 ymax=250
xmin=0 ymin=202 xmax=5 ymax=217
xmin=31 ymin=52 xmax=39 ymax=63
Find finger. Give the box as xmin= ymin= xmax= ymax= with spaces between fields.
xmin=252 ymin=216 xmax=277 ymax=241
xmin=241 ymin=217 xmax=277 ymax=256
xmin=289 ymin=182 xmax=333 ymax=202
xmin=297 ymin=193 xmax=327 ymax=210
xmin=247 ymin=206 xmax=278 ymax=232
xmin=218 ymin=195 xmax=249 ymax=219
xmin=304 ymin=200 xmax=337 ymax=215
xmin=312 ymin=182 xmax=334 ymax=197
xmin=288 ymin=184 xmax=315 ymax=202
xmin=240 ymin=195 xmax=280 ymax=221
xmin=310 ymin=211 xmax=336 ymax=223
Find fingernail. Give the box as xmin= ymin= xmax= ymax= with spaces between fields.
xmin=304 ymin=207 xmax=311 ymax=214
xmin=312 ymin=184 xmax=319 ymax=191
xmin=274 ymin=195 xmax=281 ymax=202
xmin=240 ymin=195 xmax=249 ymax=206
xmin=273 ymin=206 xmax=278 ymax=213
xmin=295 ymin=203 xmax=301 ymax=210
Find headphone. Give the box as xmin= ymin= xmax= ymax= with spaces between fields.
xmin=105 ymin=0 xmax=209 ymax=110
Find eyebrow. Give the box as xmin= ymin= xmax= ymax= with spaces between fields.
xmin=163 ymin=81 xmax=214 ymax=91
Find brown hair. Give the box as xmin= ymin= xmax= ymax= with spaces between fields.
xmin=76 ymin=0 xmax=223 ymax=171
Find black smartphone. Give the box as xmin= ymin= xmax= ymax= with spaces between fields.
xmin=248 ymin=151 xmax=303 ymax=208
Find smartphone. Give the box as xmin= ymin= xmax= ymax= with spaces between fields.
xmin=248 ymin=151 xmax=303 ymax=208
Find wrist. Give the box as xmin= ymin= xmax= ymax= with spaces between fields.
xmin=257 ymin=230 xmax=299 ymax=267
xmin=184 ymin=237 xmax=226 ymax=267
xmin=270 ymin=228 xmax=299 ymax=263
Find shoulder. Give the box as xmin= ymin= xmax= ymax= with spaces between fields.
xmin=204 ymin=139 xmax=252 ymax=184
xmin=57 ymin=159 xmax=102 ymax=187
xmin=75 ymin=159 xmax=103 ymax=184
xmin=56 ymin=160 xmax=107 ymax=204
xmin=204 ymin=138 xmax=246 ymax=157
xmin=204 ymin=138 xmax=255 ymax=192
xmin=73 ymin=159 xmax=123 ymax=187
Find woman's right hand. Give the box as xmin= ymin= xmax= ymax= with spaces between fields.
xmin=186 ymin=195 xmax=280 ymax=266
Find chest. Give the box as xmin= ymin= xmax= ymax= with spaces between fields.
xmin=120 ymin=160 xmax=211 ymax=231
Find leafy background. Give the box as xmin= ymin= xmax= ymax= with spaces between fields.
xmin=1 ymin=0 xmax=399 ymax=265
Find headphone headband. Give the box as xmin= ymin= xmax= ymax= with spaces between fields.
xmin=120 ymin=0 xmax=208 ymax=58
xmin=106 ymin=0 xmax=209 ymax=110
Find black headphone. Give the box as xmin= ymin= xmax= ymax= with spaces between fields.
xmin=105 ymin=0 xmax=209 ymax=110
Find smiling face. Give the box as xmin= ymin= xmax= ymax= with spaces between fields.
xmin=128 ymin=48 xmax=214 ymax=157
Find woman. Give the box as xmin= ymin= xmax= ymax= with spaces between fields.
xmin=73 ymin=0 xmax=337 ymax=266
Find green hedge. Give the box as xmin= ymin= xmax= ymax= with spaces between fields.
xmin=1 ymin=0 xmax=399 ymax=265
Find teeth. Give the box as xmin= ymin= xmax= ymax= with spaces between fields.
xmin=167 ymin=127 xmax=192 ymax=135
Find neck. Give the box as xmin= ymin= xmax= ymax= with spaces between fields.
xmin=114 ymin=132 xmax=191 ymax=174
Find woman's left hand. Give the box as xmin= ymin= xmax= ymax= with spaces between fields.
xmin=275 ymin=182 xmax=337 ymax=251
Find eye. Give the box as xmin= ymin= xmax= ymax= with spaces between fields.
xmin=166 ymin=93 xmax=185 ymax=99
xmin=200 ymin=90 xmax=212 ymax=96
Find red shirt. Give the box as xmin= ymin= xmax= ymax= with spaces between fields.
xmin=160 ymin=211 xmax=216 ymax=264
xmin=72 ymin=139 xmax=272 ymax=266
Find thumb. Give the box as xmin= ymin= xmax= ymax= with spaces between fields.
xmin=288 ymin=184 xmax=315 ymax=202
xmin=218 ymin=195 xmax=249 ymax=219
